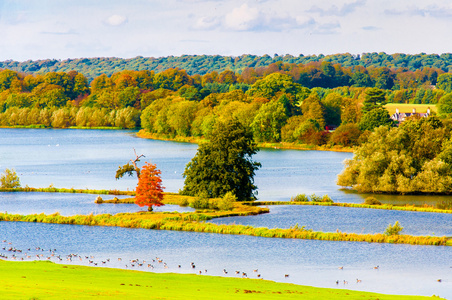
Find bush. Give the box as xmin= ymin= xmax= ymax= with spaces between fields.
xmin=309 ymin=193 xmax=323 ymax=202
xmin=179 ymin=198 xmax=189 ymax=207
xmin=321 ymin=195 xmax=333 ymax=203
xmin=384 ymin=221 xmax=403 ymax=236
xmin=436 ymin=199 xmax=452 ymax=210
xmin=217 ymin=192 xmax=236 ymax=211
xmin=189 ymin=193 xmax=210 ymax=209
xmin=0 ymin=168 xmax=20 ymax=188
xmin=364 ymin=196 xmax=382 ymax=205
xmin=94 ymin=196 xmax=103 ymax=204
xmin=290 ymin=194 xmax=309 ymax=202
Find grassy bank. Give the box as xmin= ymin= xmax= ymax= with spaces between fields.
xmin=0 ymin=209 xmax=449 ymax=246
xmin=0 ymin=261 xmax=436 ymax=300
xmin=245 ymin=201 xmax=452 ymax=215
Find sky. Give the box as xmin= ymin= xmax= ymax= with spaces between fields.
xmin=0 ymin=0 xmax=452 ymax=61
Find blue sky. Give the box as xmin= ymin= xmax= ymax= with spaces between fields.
xmin=0 ymin=0 xmax=451 ymax=61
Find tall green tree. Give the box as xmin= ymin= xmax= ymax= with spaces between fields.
xmin=182 ymin=119 xmax=261 ymax=201
xmin=362 ymin=88 xmax=386 ymax=113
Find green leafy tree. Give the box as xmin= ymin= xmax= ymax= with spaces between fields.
xmin=358 ymin=107 xmax=392 ymax=131
xmin=338 ymin=117 xmax=452 ymax=194
xmin=0 ymin=168 xmax=21 ymax=188
xmin=247 ymin=73 xmax=301 ymax=101
xmin=251 ymin=100 xmax=287 ymax=142
xmin=437 ymin=73 xmax=452 ymax=93
xmin=301 ymin=94 xmax=325 ymax=128
xmin=438 ymin=92 xmax=452 ymax=116
xmin=182 ymin=119 xmax=261 ymax=201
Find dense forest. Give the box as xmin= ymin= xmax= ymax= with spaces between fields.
xmin=2 ymin=52 xmax=452 ymax=82
xmin=3 ymin=54 xmax=452 ymax=150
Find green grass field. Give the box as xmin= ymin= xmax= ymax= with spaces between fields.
xmin=0 ymin=261 xmax=440 ymax=299
xmin=385 ymin=103 xmax=437 ymax=115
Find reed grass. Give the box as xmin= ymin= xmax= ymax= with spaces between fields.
xmin=0 ymin=206 xmax=449 ymax=247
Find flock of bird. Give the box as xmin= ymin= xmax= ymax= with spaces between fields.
xmin=2 ymin=240 xmax=444 ymax=285
xmin=0 ymin=239 xmax=270 ymax=281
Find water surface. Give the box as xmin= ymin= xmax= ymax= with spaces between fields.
xmin=1 ymin=129 xmax=452 ymax=299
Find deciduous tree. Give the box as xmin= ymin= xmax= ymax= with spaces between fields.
xmin=182 ymin=118 xmax=261 ymax=201
xmin=135 ymin=162 xmax=165 ymax=211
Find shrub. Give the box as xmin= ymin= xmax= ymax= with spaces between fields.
xmin=384 ymin=221 xmax=403 ymax=236
xmin=0 ymin=168 xmax=20 ymax=188
xmin=364 ymin=196 xmax=382 ymax=205
xmin=179 ymin=198 xmax=189 ymax=207
xmin=309 ymin=193 xmax=323 ymax=202
xmin=290 ymin=194 xmax=309 ymax=202
xmin=436 ymin=199 xmax=452 ymax=210
xmin=94 ymin=196 xmax=103 ymax=204
xmin=189 ymin=193 xmax=210 ymax=209
xmin=217 ymin=192 xmax=236 ymax=211
xmin=321 ymin=195 xmax=333 ymax=203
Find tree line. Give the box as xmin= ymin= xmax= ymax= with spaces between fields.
xmin=1 ymin=52 xmax=452 ymax=82
xmin=3 ymin=63 xmax=452 ymax=148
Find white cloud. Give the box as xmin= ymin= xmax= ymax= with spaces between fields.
xmin=307 ymin=0 xmax=366 ymax=17
xmin=295 ymin=15 xmax=316 ymax=28
xmin=224 ymin=4 xmax=260 ymax=31
xmin=104 ymin=14 xmax=128 ymax=26
xmin=193 ymin=16 xmax=220 ymax=30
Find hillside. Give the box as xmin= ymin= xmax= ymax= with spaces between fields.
xmin=2 ymin=52 xmax=452 ymax=81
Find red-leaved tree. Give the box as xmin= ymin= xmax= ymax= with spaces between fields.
xmin=135 ymin=161 xmax=165 ymax=211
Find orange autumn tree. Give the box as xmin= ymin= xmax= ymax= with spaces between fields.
xmin=135 ymin=161 xmax=165 ymax=211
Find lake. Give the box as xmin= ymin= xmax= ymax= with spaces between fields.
xmin=0 ymin=128 xmax=451 ymax=298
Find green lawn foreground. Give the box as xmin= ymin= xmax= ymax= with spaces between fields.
xmin=0 ymin=260 xmax=440 ymax=300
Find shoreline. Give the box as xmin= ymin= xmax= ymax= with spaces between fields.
xmin=0 ymin=126 xmax=355 ymax=152
xmin=135 ymin=129 xmax=355 ymax=152
xmin=0 ymin=260 xmax=433 ymax=300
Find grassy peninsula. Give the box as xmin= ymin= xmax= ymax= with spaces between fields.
xmin=0 ymin=260 xmax=439 ymax=300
